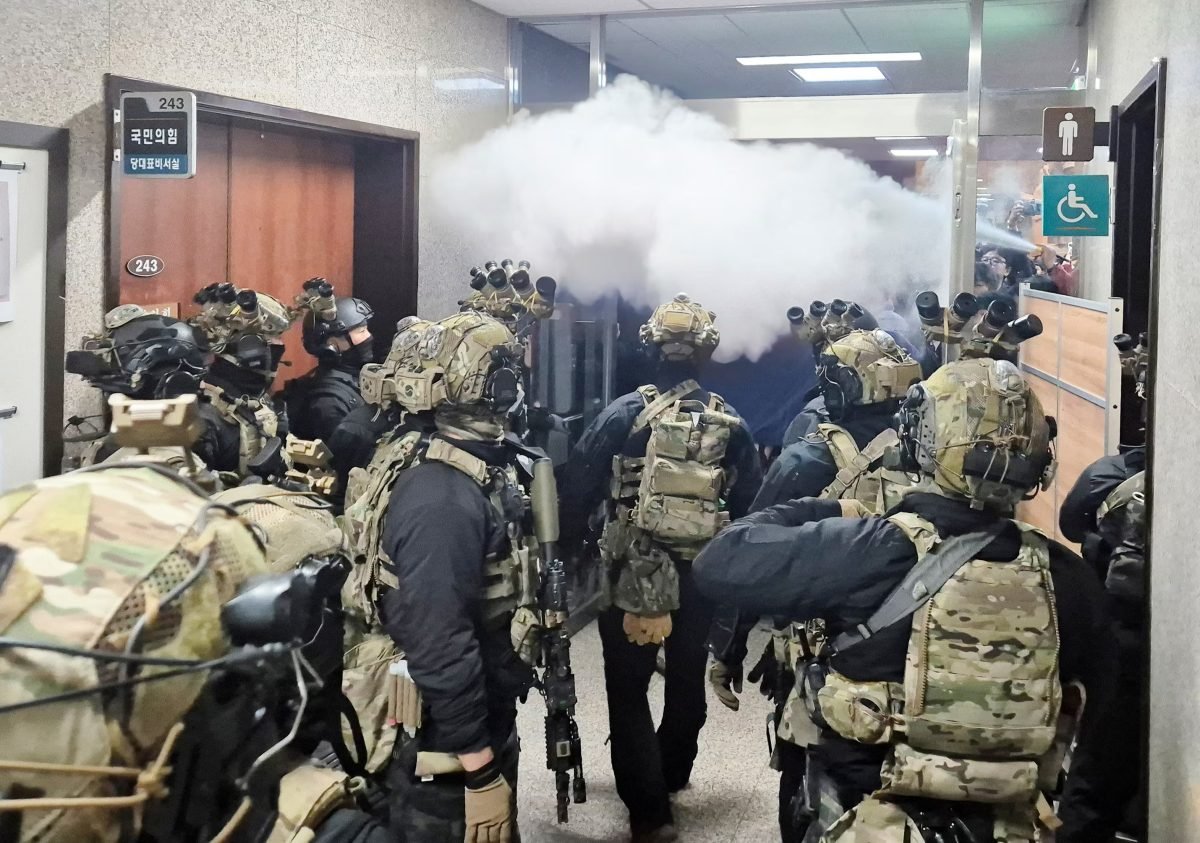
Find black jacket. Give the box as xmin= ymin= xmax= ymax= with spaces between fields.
xmin=1059 ymin=445 xmax=1146 ymax=544
xmin=780 ymin=393 xmax=827 ymax=450
xmin=753 ymin=402 xmax=897 ymax=511
xmin=558 ymin=378 xmax=763 ymax=547
xmin=379 ymin=436 xmax=534 ymax=755
xmin=693 ymin=492 xmax=1115 ymax=802
xmin=285 ymin=365 xmax=364 ymax=444
xmin=327 ymin=404 xmax=400 ymax=495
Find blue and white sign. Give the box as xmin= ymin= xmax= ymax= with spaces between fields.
xmin=1042 ymin=174 xmax=1109 ymax=237
xmin=120 ymin=91 xmax=197 ymax=179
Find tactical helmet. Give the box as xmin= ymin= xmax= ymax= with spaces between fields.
xmin=190 ymin=285 xmax=294 ymax=376
xmin=359 ymin=311 xmax=523 ymax=415
xmin=895 ymin=357 xmax=1055 ymax=510
xmin=66 ymin=306 xmax=212 ymax=399
xmin=818 ymin=329 xmax=923 ymax=421
xmin=639 ymin=294 xmax=720 ymax=360
xmin=302 ymin=296 xmax=375 ymax=360
xmin=0 ymin=466 xmax=269 ymax=840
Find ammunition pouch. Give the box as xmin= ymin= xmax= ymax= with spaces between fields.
xmin=510 ymin=605 xmax=543 ymax=666
xmin=267 ymin=763 xmax=354 ymax=843
xmin=816 ymin=672 xmax=901 ymax=746
xmin=602 ymin=512 xmax=681 ymax=615
xmin=341 ymin=634 xmax=404 ymax=773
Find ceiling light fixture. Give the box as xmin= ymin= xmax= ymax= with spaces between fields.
xmin=876 ymin=136 xmax=925 ymax=141
xmin=794 ymin=66 xmax=885 ymax=83
xmin=889 ymin=148 xmax=939 ymax=158
xmin=739 ymin=52 xmax=921 ymax=67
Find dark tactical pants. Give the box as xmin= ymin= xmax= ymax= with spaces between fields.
xmin=1058 ymin=636 xmax=1145 ymax=842
xmin=386 ymin=729 xmax=521 ymax=843
xmin=598 ymin=562 xmax=715 ymax=833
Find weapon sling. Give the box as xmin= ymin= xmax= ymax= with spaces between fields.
xmin=830 ymin=523 xmax=1005 ymax=654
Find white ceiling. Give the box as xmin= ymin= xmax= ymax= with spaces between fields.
xmin=516 ymin=0 xmax=1085 ymax=100
xmin=476 ymin=0 xmax=834 ymax=15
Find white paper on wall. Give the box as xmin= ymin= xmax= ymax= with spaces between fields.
xmin=0 ymin=170 xmax=17 ymax=323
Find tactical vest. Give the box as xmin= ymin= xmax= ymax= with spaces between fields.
xmin=601 ymin=380 xmax=738 ymax=616
xmin=818 ymin=514 xmax=1062 ymax=843
xmin=340 ymin=430 xmax=535 ymax=771
xmin=1096 ymin=470 xmax=1146 ymax=605
xmin=202 ymin=383 xmax=279 ymax=476
xmin=815 ymin=425 xmax=915 ymax=512
xmin=774 ymin=426 xmax=918 ymax=749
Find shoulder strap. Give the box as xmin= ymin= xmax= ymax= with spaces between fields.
xmin=632 ymin=379 xmax=700 ymax=433
xmin=423 ymin=437 xmax=489 ymax=486
xmin=819 ymin=428 xmax=899 ymax=501
xmin=707 ymin=391 xmax=726 ymax=414
xmin=830 ymin=521 xmax=1005 ymax=654
xmin=1097 ymin=470 xmax=1146 ymax=523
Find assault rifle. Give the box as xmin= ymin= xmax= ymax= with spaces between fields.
xmin=530 ymin=457 xmax=587 ymax=823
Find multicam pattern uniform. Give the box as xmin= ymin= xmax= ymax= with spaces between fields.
xmin=602 ymin=383 xmax=739 ymax=616
xmin=817 ymin=513 xmax=1062 ymax=843
xmin=0 ymin=467 xmax=268 ymax=843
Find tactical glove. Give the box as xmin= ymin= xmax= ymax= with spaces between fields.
xmin=464 ymin=761 xmax=514 ymax=843
xmin=623 ymin=612 xmax=673 ymax=646
xmin=838 ymin=499 xmax=871 ymax=518
xmin=708 ymin=658 xmax=743 ymax=711
xmin=746 ymin=640 xmax=781 ymax=703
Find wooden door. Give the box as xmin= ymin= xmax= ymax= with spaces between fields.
xmin=228 ymin=127 xmax=355 ymax=378
xmin=118 ymin=123 xmax=230 ymax=319
xmin=118 ymin=121 xmax=356 ymax=383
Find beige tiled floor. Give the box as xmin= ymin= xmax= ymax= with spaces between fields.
xmin=517 ymin=625 xmax=779 ymax=842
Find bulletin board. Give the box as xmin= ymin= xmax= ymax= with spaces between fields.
xmin=1017 ymin=287 xmax=1123 ymax=548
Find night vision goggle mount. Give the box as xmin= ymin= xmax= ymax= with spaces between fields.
xmin=461 ymin=259 xmax=558 ymax=327
xmin=787 ymin=298 xmax=878 ymax=351
xmin=915 ymin=291 xmax=1043 ymax=360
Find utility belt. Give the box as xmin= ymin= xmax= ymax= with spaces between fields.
xmin=821 ymin=795 xmax=1044 ymax=843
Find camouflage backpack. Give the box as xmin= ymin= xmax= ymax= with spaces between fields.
xmin=603 ymin=381 xmax=739 ymax=616
xmin=0 ymin=466 xmax=268 ymax=842
xmin=1096 ymin=469 xmax=1146 ymax=604
xmin=818 ymin=513 xmax=1062 ymax=842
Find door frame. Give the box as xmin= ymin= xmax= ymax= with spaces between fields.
xmin=0 ymin=120 xmax=69 ymax=476
xmin=104 ymin=75 xmax=421 ymax=340
xmin=1109 ymin=58 xmax=1165 ymax=843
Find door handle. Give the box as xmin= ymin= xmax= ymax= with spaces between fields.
xmin=0 ymin=406 xmax=16 ymax=420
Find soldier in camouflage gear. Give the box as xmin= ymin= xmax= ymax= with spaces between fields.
xmin=694 ymin=357 xmax=1114 ymax=842
xmin=189 ymin=284 xmax=296 ymax=479
xmin=558 ymin=294 xmax=762 ymax=842
xmin=708 ymin=328 xmax=923 ymax=842
xmin=1056 ymin=333 xmax=1149 ymax=843
xmin=341 ymin=310 xmax=535 ymax=843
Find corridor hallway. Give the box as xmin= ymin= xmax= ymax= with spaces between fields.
xmin=517 ymin=625 xmax=778 ymax=842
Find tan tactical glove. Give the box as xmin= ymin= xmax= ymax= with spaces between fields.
xmin=464 ymin=767 xmax=514 ymax=843
xmin=623 ymin=612 xmax=673 ymax=646
xmin=838 ymin=499 xmax=871 ymax=518
xmin=708 ymin=658 xmax=743 ymax=711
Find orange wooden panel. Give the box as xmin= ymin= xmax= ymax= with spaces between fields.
xmin=1019 ymin=475 xmax=1058 ymax=539
xmin=228 ymin=127 xmax=355 ymax=379
xmin=1055 ymin=390 xmax=1106 ymax=525
xmin=119 ymin=123 xmax=230 ymax=314
xmin=1059 ymin=306 xmax=1109 ymax=397
xmin=1020 ymin=296 xmax=1060 ymax=377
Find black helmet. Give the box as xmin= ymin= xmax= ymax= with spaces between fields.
xmin=66 ymin=314 xmax=211 ymax=398
xmin=302 ymin=296 xmax=374 ymax=361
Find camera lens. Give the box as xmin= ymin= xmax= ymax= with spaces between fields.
xmin=469 ymin=267 xmax=488 ymax=290
xmin=829 ymin=299 xmax=848 ymax=316
xmin=984 ymin=298 xmax=1016 ymax=329
xmin=915 ymin=291 xmax=942 ymax=321
xmin=809 ymin=300 xmax=828 ymax=319
xmin=786 ymin=306 xmax=805 ymax=325
xmin=193 ymin=289 xmax=212 ymax=305
xmin=535 ymin=276 xmax=557 ymax=301
xmin=216 ymin=284 xmax=237 ymax=304
xmin=1113 ymin=333 xmax=1134 ymax=352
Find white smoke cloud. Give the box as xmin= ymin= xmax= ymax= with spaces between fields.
xmin=432 ymin=76 xmax=1010 ymax=361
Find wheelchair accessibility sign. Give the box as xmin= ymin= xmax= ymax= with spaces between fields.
xmin=1042 ymin=174 xmax=1109 ymax=237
